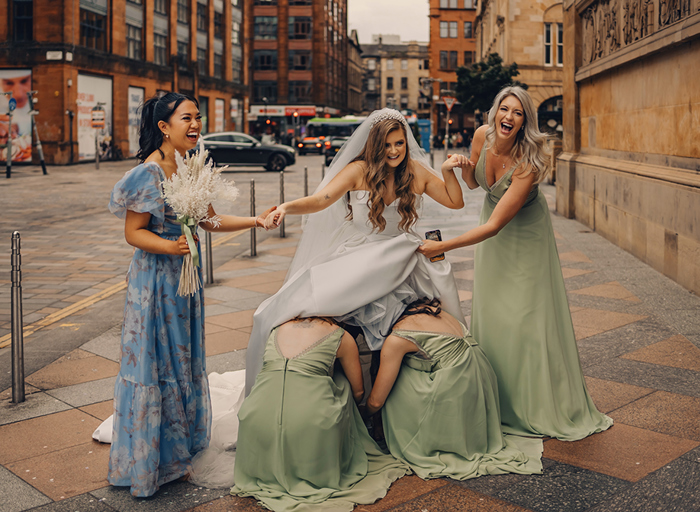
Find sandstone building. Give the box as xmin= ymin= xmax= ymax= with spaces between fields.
xmin=0 ymin=0 xmax=247 ymax=164
xmin=558 ymin=0 xmax=700 ymax=294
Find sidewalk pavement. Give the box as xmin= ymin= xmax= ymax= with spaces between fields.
xmin=1 ymin=167 xmax=699 ymax=511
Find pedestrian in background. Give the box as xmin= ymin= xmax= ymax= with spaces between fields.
xmin=107 ymin=92 xmax=273 ymax=497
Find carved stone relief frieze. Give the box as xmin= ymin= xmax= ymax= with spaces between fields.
xmin=658 ymin=0 xmax=692 ymax=27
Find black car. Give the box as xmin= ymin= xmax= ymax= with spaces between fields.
xmin=202 ymin=132 xmax=296 ymax=172
xmin=297 ymin=136 xmax=325 ymax=155
xmin=324 ymin=136 xmax=349 ymax=166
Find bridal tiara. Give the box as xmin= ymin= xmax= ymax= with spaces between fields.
xmin=369 ymin=108 xmax=408 ymax=128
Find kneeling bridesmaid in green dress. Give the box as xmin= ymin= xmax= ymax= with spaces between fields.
xmin=366 ymin=298 xmax=543 ymax=480
xmin=418 ymin=86 xmax=612 ymax=441
xmin=232 ymin=318 xmax=409 ymax=512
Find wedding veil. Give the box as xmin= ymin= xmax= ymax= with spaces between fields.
xmin=285 ymin=108 xmax=442 ymax=281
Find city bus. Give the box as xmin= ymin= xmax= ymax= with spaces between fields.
xmin=297 ymin=116 xmax=365 ymax=154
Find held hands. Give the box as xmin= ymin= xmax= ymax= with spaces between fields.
xmin=442 ymin=153 xmax=474 ymax=175
xmin=417 ymin=239 xmax=445 ymax=260
xmin=265 ymin=204 xmax=287 ymax=230
xmin=255 ymin=205 xmax=278 ymax=230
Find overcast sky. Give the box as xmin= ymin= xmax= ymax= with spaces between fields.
xmin=348 ymin=0 xmax=430 ymax=44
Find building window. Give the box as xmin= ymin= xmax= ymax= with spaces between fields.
xmin=214 ymin=52 xmax=223 ymax=78
xmin=177 ymin=41 xmax=189 ymax=69
xmin=13 ymin=0 xmax=33 ymax=41
xmin=401 ymin=59 xmax=408 ymax=70
xmin=154 ymin=34 xmax=167 ymax=65
xmin=440 ymin=0 xmax=458 ymax=7
xmin=401 ymin=96 xmax=408 ymax=109
xmin=198 ymin=48 xmax=207 ymax=75
xmin=449 ymin=21 xmax=458 ymax=38
xmin=464 ymin=50 xmax=474 ymax=66
xmin=126 ymin=24 xmax=142 ymax=59
xmin=464 ymin=21 xmax=472 ymax=38
xmin=440 ymin=50 xmax=458 ymax=70
xmin=254 ymin=50 xmax=278 ymax=70
xmin=424 ymin=59 xmax=429 ymax=70
xmin=289 ymin=81 xmax=312 ymax=103
xmin=289 ymin=0 xmax=311 ymax=4
xmin=368 ymin=78 xmax=376 ymax=91
xmin=254 ymin=16 xmax=277 ymax=39
xmin=544 ymin=23 xmax=552 ymax=66
xmin=197 ymin=3 xmax=207 ymax=31
xmin=289 ymin=16 xmax=312 ymax=40
xmin=464 ymin=0 xmax=474 ymax=7
xmin=386 ymin=59 xmax=394 ymax=70
xmin=289 ymin=50 xmax=312 ymax=70
xmin=387 ymin=77 xmax=393 ymax=90
xmin=232 ymin=56 xmax=242 ymax=83
xmin=80 ymin=9 xmax=106 ymax=51
xmin=254 ymin=81 xmax=277 ymax=103
xmin=254 ymin=0 xmax=277 ymax=4
xmin=177 ymin=0 xmax=189 ymax=23
xmin=231 ymin=20 xmax=240 ymax=45
xmin=367 ymin=59 xmax=376 ymax=70
xmin=154 ymin=0 xmax=167 ymax=15
xmin=450 ymin=51 xmax=458 ymax=69
xmin=557 ymin=23 xmax=564 ymax=66
xmin=440 ymin=21 xmax=448 ymax=38
xmin=214 ymin=11 xmax=223 ymax=39
xmin=401 ymin=77 xmax=407 ymax=89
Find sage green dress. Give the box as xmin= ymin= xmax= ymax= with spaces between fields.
xmin=471 ymin=148 xmax=612 ymax=441
xmin=232 ymin=326 xmax=409 ymax=512
xmin=382 ymin=324 xmax=543 ymax=480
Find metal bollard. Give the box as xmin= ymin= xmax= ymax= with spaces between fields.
xmin=304 ymin=166 xmax=308 ymax=197
xmin=321 ymin=163 xmax=325 ymax=181
xmin=94 ymin=131 xmax=100 ymax=170
xmin=11 ymin=231 xmax=25 ymax=403
xmin=279 ymin=170 xmax=286 ymax=238
xmin=204 ymin=231 xmax=214 ymax=285
xmin=6 ymin=105 xmax=13 ymax=179
xmin=250 ymin=179 xmax=257 ymax=257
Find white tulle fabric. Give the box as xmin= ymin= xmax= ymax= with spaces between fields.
xmin=244 ymin=108 xmax=464 ymax=393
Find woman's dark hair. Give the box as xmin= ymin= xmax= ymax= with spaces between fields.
xmin=400 ymin=297 xmax=442 ymax=319
xmin=136 ymin=92 xmax=199 ymax=162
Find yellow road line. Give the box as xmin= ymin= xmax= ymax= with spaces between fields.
xmin=0 ymin=228 xmax=253 ymax=349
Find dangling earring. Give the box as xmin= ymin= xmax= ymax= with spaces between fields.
xmin=164 ymin=133 xmax=169 ymax=139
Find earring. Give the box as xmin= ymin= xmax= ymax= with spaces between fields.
xmin=164 ymin=134 xmax=169 ymax=139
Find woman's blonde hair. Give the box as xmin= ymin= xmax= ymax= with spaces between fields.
xmin=352 ymin=119 xmax=418 ymax=232
xmin=484 ymin=86 xmax=551 ymax=184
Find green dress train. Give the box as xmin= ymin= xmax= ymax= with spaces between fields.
xmin=382 ymin=324 xmax=543 ymax=480
xmin=232 ymin=326 xmax=409 ymax=512
xmin=471 ymin=148 xmax=613 ymax=441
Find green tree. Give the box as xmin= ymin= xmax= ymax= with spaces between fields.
xmin=455 ymin=53 xmax=527 ymax=114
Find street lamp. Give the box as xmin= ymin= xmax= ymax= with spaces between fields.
xmin=293 ymin=111 xmax=299 ymax=147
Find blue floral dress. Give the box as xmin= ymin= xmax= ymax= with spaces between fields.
xmin=107 ymin=163 xmax=211 ymax=497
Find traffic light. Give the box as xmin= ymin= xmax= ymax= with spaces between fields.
xmin=293 ymin=111 xmax=299 ymax=118
xmin=448 ymin=118 xmax=453 ymax=125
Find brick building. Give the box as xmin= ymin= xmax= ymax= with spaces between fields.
xmin=0 ymin=0 xmax=247 ymax=165
xmin=347 ymin=29 xmax=362 ymax=115
xmin=428 ymin=0 xmax=477 ymax=143
xmin=361 ymin=35 xmax=430 ymax=119
xmin=246 ymin=0 xmax=348 ymax=144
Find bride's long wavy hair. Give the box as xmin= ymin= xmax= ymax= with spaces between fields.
xmin=352 ymin=119 xmax=418 ymax=232
xmin=484 ymin=86 xmax=551 ymax=184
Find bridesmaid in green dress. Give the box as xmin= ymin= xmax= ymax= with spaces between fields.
xmin=366 ymin=298 xmax=542 ymax=479
xmin=418 ymin=86 xmax=612 ymax=441
xmin=232 ymin=318 xmax=408 ymax=512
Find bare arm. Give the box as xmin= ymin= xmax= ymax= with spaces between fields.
xmin=417 ymin=168 xmax=537 ymax=259
xmin=266 ymin=162 xmax=363 ymax=228
xmin=125 ymin=210 xmax=191 ymax=255
xmin=336 ymin=331 xmax=365 ymax=403
xmin=366 ymin=335 xmax=418 ymax=415
xmin=419 ymin=157 xmax=465 ymax=210
xmin=199 ymin=205 xmax=277 ymax=232
xmin=462 ymin=125 xmax=488 ymax=189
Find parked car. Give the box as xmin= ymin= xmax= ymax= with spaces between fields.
xmin=324 ymin=136 xmax=349 ymax=166
xmin=202 ymin=131 xmax=296 ymax=172
xmin=297 ymin=136 xmax=325 ymax=155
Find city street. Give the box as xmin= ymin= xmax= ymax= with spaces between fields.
xmin=1 ymin=153 xmax=699 ymax=512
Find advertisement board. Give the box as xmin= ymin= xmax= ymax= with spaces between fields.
xmin=128 ymin=86 xmax=144 ymax=157
xmin=0 ymin=69 xmax=33 ymax=163
xmin=78 ymin=74 xmax=113 ymax=161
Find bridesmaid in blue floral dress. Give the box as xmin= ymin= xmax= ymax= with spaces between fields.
xmin=108 ymin=92 xmax=274 ymax=497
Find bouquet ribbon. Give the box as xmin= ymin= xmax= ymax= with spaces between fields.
xmin=178 ymin=215 xmax=200 ymax=268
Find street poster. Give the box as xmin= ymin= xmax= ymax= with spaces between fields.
xmin=128 ymin=86 xmax=144 ymax=158
xmin=78 ymin=74 xmax=113 ymax=161
xmin=0 ymin=69 xmax=33 ymax=163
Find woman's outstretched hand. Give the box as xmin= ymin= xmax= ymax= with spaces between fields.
xmin=265 ymin=204 xmax=287 ymax=230
xmin=442 ymin=153 xmax=474 ymax=175
xmin=256 ymin=205 xmax=278 ymax=230
xmin=172 ymin=234 xmax=199 ymax=255
xmin=417 ymin=239 xmax=445 ymax=260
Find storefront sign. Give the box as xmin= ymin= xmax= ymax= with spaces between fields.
xmin=250 ymin=105 xmax=318 ymax=117
xmin=0 ymin=69 xmax=33 ymax=163
xmin=77 ymin=74 xmax=112 ymax=161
